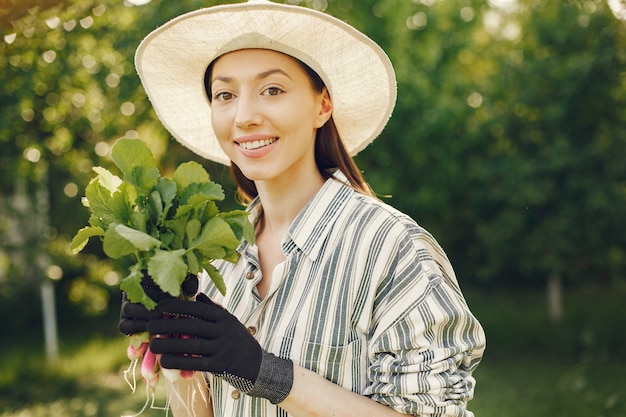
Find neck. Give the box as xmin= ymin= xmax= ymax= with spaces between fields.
xmin=255 ymin=169 xmax=325 ymax=235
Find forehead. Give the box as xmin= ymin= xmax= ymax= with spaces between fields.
xmin=211 ymin=49 xmax=304 ymax=78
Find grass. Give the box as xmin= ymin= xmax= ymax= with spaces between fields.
xmin=465 ymin=283 xmax=626 ymax=417
xmin=471 ymin=357 xmax=625 ymax=417
xmin=0 ymin=285 xmax=624 ymax=417
xmin=0 ymin=335 xmax=169 ymax=417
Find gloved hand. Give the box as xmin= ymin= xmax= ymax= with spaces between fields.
xmin=118 ymin=272 xmax=198 ymax=335
xmin=148 ymin=293 xmax=293 ymax=404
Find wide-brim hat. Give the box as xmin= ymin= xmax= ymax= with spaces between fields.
xmin=135 ymin=0 xmax=397 ymax=165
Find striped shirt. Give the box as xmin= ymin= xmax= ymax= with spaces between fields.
xmin=202 ymin=174 xmax=486 ymax=417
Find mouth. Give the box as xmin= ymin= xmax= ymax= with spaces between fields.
xmin=236 ymin=137 xmax=278 ymax=150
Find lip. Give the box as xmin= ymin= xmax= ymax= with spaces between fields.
xmin=234 ymin=134 xmax=279 ymax=158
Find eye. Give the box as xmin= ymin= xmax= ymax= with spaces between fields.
xmin=214 ymin=91 xmax=235 ymax=101
xmin=262 ymin=86 xmax=284 ymax=96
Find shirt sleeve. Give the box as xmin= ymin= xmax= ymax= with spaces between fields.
xmin=364 ymin=222 xmax=486 ymax=417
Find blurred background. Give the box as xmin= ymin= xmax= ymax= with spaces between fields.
xmin=1 ymin=0 xmax=625 ymax=416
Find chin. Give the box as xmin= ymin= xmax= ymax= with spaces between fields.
xmin=237 ymin=165 xmax=276 ymax=182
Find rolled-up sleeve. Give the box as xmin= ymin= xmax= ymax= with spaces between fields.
xmin=365 ymin=226 xmax=486 ymax=416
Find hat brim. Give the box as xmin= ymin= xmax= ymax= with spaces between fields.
xmin=135 ymin=1 xmax=396 ymax=165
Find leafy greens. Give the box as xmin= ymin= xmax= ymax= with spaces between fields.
xmin=71 ymin=138 xmax=254 ymax=309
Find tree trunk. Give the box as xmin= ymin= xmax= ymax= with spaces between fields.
xmin=37 ymin=169 xmax=59 ymax=361
xmin=547 ymin=273 xmax=563 ymax=322
xmin=41 ymin=281 xmax=59 ymax=360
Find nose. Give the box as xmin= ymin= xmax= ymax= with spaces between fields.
xmin=234 ymin=94 xmax=261 ymax=129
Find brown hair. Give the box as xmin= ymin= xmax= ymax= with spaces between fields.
xmin=204 ymin=53 xmax=373 ymax=203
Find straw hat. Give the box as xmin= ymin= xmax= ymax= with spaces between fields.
xmin=135 ymin=0 xmax=396 ymax=165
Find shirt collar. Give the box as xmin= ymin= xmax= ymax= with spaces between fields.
xmin=284 ymin=172 xmax=354 ymax=260
xmin=240 ymin=172 xmax=355 ymax=261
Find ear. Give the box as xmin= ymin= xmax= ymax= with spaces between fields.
xmin=314 ymin=87 xmax=333 ymax=128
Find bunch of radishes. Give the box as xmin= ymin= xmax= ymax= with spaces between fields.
xmin=126 ymin=331 xmax=194 ymax=390
xmin=71 ymin=138 xmax=251 ymax=415
xmin=123 ymin=330 xmax=197 ymax=416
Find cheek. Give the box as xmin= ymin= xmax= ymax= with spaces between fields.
xmin=211 ymin=109 xmax=229 ymax=143
xmin=280 ymin=100 xmax=318 ymax=134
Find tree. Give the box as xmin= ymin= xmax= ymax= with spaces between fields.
xmin=0 ymin=0 xmax=74 ymax=28
xmin=331 ymin=0 xmax=626 ymax=319
xmin=0 ymin=0 xmax=236 ymax=339
xmin=471 ymin=0 xmax=626 ymax=318
xmin=456 ymin=1 xmax=626 ymax=317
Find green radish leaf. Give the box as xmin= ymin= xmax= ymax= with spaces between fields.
xmin=169 ymin=234 xmax=183 ymax=250
xmin=173 ymin=161 xmax=210 ymax=191
xmin=185 ymin=218 xmax=201 ymax=243
xmin=154 ymin=177 xmax=177 ymax=220
xmin=114 ymin=224 xmax=162 ymax=251
xmin=204 ymin=263 xmax=226 ymax=296
xmin=196 ymin=245 xmax=226 ymax=260
xmin=130 ymin=210 xmax=148 ymax=233
xmin=147 ymin=249 xmax=187 ymax=296
xmin=185 ymin=192 xmax=210 ymax=210
xmin=164 ymin=203 xmax=195 ymax=240
xmin=198 ymin=201 xmax=219 ymax=224
xmin=70 ymin=226 xmax=105 ymax=254
xmin=222 ymin=248 xmax=240 ymax=264
xmin=121 ymin=265 xmax=157 ymax=310
xmin=192 ymin=216 xmax=240 ymax=259
xmin=164 ymin=217 xmax=188 ymax=241
xmin=102 ymin=226 xmax=137 ymax=259
xmin=147 ymin=190 xmax=163 ymax=224
xmin=220 ymin=210 xmax=255 ymax=244
xmin=85 ymin=178 xmax=131 ymax=227
xmin=186 ymin=250 xmax=200 ymax=275
xmin=160 ymin=232 xmax=174 ymax=247
xmin=92 ymin=166 xmax=122 ymax=194
xmin=87 ymin=213 xmax=104 ymax=229
xmin=180 ymin=182 xmax=224 ymax=204
xmin=111 ymin=138 xmax=160 ymax=194
xmin=173 ymin=204 xmax=194 ymax=221
xmin=121 ymin=181 xmax=139 ymax=211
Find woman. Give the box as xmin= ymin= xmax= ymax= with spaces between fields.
xmin=120 ymin=1 xmax=486 ymax=416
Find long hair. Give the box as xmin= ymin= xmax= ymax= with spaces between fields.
xmin=204 ymin=55 xmax=374 ymax=204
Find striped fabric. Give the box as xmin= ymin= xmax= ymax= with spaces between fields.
xmin=201 ymin=174 xmax=486 ymax=417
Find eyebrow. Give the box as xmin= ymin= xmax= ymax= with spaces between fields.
xmin=212 ymin=68 xmax=292 ymax=85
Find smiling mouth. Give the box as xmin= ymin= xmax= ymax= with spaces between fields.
xmin=237 ymin=137 xmax=278 ymax=150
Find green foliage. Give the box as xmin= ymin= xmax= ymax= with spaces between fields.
xmin=460 ymin=0 xmax=626 ymax=285
xmin=346 ymin=0 xmax=626 ymax=287
xmin=0 ymin=0 xmax=625 ymax=324
xmin=71 ymin=138 xmax=253 ymax=309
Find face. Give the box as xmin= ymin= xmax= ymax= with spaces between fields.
xmin=209 ymin=49 xmax=332 ymax=185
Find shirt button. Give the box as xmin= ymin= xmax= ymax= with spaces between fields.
xmin=245 ymin=271 xmax=254 ymax=280
xmin=247 ymin=326 xmax=257 ymax=336
xmin=231 ymin=390 xmax=241 ymax=400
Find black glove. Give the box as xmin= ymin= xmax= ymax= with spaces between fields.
xmin=118 ymin=272 xmax=198 ymax=335
xmin=148 ymin=293 xmax=293 ymax=404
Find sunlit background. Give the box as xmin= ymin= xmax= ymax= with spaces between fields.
xmin=0 ymin=0 xmax=625 ymax=416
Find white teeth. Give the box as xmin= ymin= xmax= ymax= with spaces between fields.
xmin=238 ymin=138 xmax=277 ymax=150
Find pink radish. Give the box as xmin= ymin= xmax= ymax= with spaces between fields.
xmin=127 ymin=341 xmax=149 ymax=361
xmin=159 ymin=363 xmax=183 ymax=383
xmin=154 ymin=335 xmax=196 ymax=382
xmin=180 ymin=369 xmax=194 ymax=380
xmin=140 ymin=346 xmax=160 ymax=391
xmin=127 ymin=332 xmax=151 ymax=361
